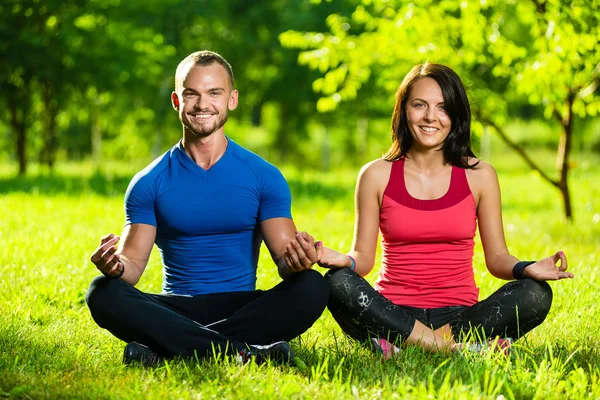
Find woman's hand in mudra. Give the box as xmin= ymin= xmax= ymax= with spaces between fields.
xmin=525 ymin=251 xmax=574 ymax=281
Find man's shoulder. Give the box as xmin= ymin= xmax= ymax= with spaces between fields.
xmin=126 ymin=145 xmax=178 ymax=196
xmin=133 ymin=145 xmax=178 ymax=182
xmin=228 ymin=140 xmax=282 ymax=177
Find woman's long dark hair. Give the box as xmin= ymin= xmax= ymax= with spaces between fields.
xmin=383 ymin=62 xmax=477 ymax=169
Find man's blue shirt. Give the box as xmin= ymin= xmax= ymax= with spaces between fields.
xmin=124 ymin=138 xmax=292 ymax=296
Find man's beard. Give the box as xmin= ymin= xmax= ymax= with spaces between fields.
xmin=184 ymin=112 xmax=229 ymax=138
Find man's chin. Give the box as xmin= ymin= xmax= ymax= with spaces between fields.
xmin=183 ymin=115 xmax=227 ymax=138
xmin=186 ymin=123 xmax=219 ymax=138
xmin=192 ymin=129 xmax=216 ymax=138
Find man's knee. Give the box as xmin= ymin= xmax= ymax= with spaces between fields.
xmin=85 ymin=276 xmax=126 ymax=321
xmin=291 ymin=269 xmax=329 ymax=313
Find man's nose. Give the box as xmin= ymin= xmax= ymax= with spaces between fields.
xmin=194 ymin=95 xmax=209 ymax=109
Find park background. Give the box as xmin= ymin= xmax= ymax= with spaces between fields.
xmin=1 ymin=0 xmax=599 ymax=398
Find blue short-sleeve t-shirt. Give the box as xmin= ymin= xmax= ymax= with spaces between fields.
xmin=124 ymin=138 xmax=292 ymax=296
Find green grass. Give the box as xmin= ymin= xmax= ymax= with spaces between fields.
xmin=1 ymin=144 xmax=600 ymax=399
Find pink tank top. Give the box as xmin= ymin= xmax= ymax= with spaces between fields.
xmin=376 ymin=158 xmax=479 ymax=308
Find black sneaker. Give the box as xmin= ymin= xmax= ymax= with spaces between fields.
xmin=123 ymin=342 xmax=162 ymax=367
xmin=239 ymin=341 xmax=294 ymax=365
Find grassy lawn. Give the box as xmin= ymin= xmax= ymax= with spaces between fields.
xmin=1 ymin=145 xmax=599 ymax=399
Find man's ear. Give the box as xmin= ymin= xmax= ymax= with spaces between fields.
xmin=171 ymin=92 xmax=180 ymax=111
xmin=228 ymin=90 xmax=239 ymax=111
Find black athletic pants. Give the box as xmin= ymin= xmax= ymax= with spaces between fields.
xmin=325 ymin=268 xmax=552 ymax=343
xmin=86 ymin=269 xmax=329 ymax=359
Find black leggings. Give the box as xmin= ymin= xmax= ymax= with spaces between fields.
xmin=86 ymin=269 xmax=328 ymax=359
xmin=325 ymin=268 xmax=552 ymax=343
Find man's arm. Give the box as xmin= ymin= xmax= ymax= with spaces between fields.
xmin=260 ymin=217 xmax=317 ymax=280
xmin=90 ymin=223 xmax=156 ymax=285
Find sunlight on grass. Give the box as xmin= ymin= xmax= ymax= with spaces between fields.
xmin=1 ymin=146 xmax=599 ymax=399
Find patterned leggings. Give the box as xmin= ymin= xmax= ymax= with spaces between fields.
xmin=325 ymin=268 xmax=553 ymax=343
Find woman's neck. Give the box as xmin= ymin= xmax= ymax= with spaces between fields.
xmin=404 ymin=150 xmax=448 ymax=173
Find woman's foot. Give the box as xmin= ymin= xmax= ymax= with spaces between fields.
xmin=371 ymin=338 xmax=401 ymax=360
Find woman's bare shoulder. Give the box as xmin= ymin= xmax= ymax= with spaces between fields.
xmin=467 ymin=157 xmax=495 ymax=174
xmin=466 ymin=158 xmax=499 ymax=192
xmin=359 ymin=158 xmax=393 ymax=179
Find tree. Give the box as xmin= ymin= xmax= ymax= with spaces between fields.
xmin=1 ymin=0 xmax=364 ymax=171
xmin=281 ymin=0 xmax=600 ymax=220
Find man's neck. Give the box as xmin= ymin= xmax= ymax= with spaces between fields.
xmin=182 ymin=131 xmax=228 ymax=170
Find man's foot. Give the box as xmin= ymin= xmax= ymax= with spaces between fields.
xmin=239 ymin=341 xmax=294 ymax=365
xmin=371 ymin=338 xmax=401 ymax=360
xmin=123 ymin=342 xmax=163 ymax=367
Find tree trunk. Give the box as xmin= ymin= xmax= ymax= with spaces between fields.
xmin=478 ymin=112 xmax=559 ymax=188
xmin=275 ymin=104 xmax=290 ymax=162
xmin=41 ymin=82 xmax=59 ymax=171
xmin=477 ymin=110 xmax=577 ymax=220
xmin=252 ymin=103 xmax=262 ymax=127
xmin=152 ymin=75 xmax=173 ymax=159
xmin=479 ymin=124 xmax=492 ymax=161
xmin=91 ymin=106 xmax=102 ymax=169
xmin=356 ymin=117 xmax=368 ymax=158
xmin=10 ymin=100 xmax=27 ymax=175
xmin=555 ymin=93 xmax=575 ymax=220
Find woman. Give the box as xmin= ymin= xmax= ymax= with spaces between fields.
xmin=288 ymin=62 xmax=573 ymax=357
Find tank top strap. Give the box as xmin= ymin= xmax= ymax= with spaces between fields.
xmin=383 ymin=157 xmax=472 ymax=211
xmin=449 ymin=164 xmax=471 ymax=199
xmin=383 ymin=157 xmax=405 ymax=202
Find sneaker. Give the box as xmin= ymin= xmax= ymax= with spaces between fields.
xmin=123 ymin=342 xmax=163 ymax=367
xmin=371 ymin=338 xmax=401 ymax=360
xmin=461 ymin=337 xmax=512 ymax=356
xmin=239 ymin=341 xmax=294 ymax=365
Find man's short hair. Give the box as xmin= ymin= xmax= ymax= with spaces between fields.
xmin=174 ymin=51 xmax=234 ymax=92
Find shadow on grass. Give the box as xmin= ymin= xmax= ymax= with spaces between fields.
xmin=0 ymin=172 xmax=132 ymax=197
xmin=0 ymin=172 xmax=352 ymax=202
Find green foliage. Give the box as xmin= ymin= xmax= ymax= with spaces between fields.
xmin=280 ymin=0 xmax=600 ymax=219
xmin=280 ymin=0 xmax=600 ymax=124
xmin=0 ymin=0 xmax=366 ymax=168
xmin=2 ymin=0 xmax=599 ymax=177
xmin=1 ymin=145 xmax=600 ymax=398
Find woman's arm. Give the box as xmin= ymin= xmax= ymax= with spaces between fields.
xmin=470 ymin=161 xmax=573 ymax=281
xmin=347 ymin=160 xmax=388 ymax=276
xmin=470 ymin=161 xmax=518 ymax=279
xmin=312 ymin=160 xmax=389 ymax=276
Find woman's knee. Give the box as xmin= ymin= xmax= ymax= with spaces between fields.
xmin=324 ymin=267 xmax=355 ymax=285
xmin=324 ymin=267 xmax=368 ymax=303
xmin=325 ymin=268 xmax=361 ymax=299
xmin=521 ymin=278 xmax=553 ymax=316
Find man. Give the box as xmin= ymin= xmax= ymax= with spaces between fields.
xmin=86 ymin=50 xmax=328 ymax=366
